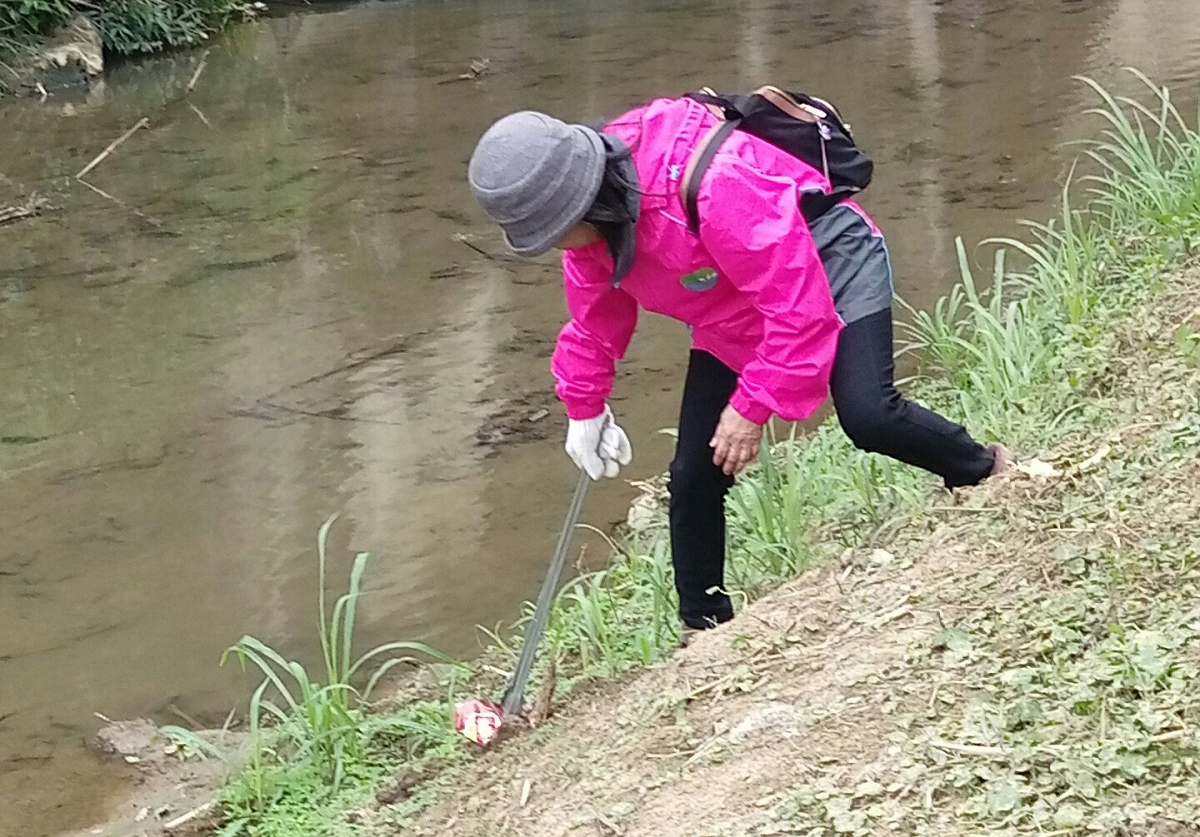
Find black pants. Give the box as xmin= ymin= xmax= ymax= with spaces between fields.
xmin=670 ymin=308 xmax=995 ymax=629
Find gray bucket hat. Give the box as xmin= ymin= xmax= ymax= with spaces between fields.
xmin=468 ymin=111 xmax=607 ymax=256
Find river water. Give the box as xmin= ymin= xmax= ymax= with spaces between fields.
xmin=1 ymin=0 xmax=1198 ymax=833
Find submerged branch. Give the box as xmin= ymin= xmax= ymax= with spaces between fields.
xmin=76 ymin=117 xmax=150 ymax=180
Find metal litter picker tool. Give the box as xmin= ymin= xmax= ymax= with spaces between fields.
xmin=454 ymin=468 xmax=591 ymax=746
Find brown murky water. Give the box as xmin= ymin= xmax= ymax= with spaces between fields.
xmin=1 ymin=0 xmax=1198 ymax=833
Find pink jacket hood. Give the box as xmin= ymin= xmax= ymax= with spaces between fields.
xmin=551 ymin=96 xmax=854 ymax=425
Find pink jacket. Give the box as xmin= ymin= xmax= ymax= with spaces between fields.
xmin=552 ymin=96 xmax=862 ymax=425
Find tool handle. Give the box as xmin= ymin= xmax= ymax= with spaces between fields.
xmin=500 ymin=467 xmax=591 ymax=717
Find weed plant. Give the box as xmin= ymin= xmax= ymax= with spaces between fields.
xmin=1 ymin=0 xmax=249 ymax=63
xmin=213 ymin=516 xmax=463 ymax=835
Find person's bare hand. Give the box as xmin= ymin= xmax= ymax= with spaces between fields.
xmin=710 ymin=405 xmax=764 ymax=476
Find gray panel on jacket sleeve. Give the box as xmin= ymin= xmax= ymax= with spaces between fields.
xmin=807 ymin=203 xmax=895 ymax=325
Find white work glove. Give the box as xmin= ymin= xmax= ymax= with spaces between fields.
xmin=565 ymin=405 xmax=632 ymax=480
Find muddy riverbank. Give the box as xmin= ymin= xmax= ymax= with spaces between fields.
xmin=2 ymin=1 xmax=1199 ymax=835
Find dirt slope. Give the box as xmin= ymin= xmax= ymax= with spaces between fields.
xmin=393 ymin=272 xmax=1200 ymax=837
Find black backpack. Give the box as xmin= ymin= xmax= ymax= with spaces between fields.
xmin=681 ymin=86 xmax=874 ymax=234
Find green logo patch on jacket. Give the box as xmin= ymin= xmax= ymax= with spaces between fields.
xmin=681 ymin=267 xmax=719 ymax=292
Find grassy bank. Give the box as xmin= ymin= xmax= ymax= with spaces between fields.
xmin=0 ymin=0 xmax=250 ymax=66
xmin=182 ymin=70 xmax=1200 ymax=837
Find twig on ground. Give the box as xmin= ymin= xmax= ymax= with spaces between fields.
xmin=76 ymin=117 xmax=150 ymax=180
xmin=684 ymin=671 xmax=738 ymax=701
xmin=927 ymin=683 xmax=941 ymax=712
xmin=868 ymin=605 xmax=914 ymax=631
xmin=163 ymin=801 xmax=214 ymax=832
xmin=594 ymin=813 xmax=624 ymax=835
xmin=929 ymin=737 xmax=1010 ymax=759
xmin=681 ymin=730 xmax=726 ymax=771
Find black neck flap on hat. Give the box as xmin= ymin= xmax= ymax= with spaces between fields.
xmin=583 ymin=134 xmax=641 ymax=287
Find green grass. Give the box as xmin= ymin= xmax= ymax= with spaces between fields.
xmin=92 ymin=0 xmax=251 ymax=55
xmin=0 ymin=0 xmax=251 ymax=76
xmin=208 ymin=516 xmax=466 ymax=836
xmin=190 ymin=70 xmax=1200 ymax=836
xmin=0 ymin=0 xmax=73 ymax=55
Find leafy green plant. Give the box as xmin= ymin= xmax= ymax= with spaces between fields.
xmin=899 ymin=68 xmax=1200 ymax=446
xmin=726 ymin=425 xmax=814 ymax=580
xmin=540 ymin=523 xmax=681 ymax=674
xmin=93 ymin=0 xmax=248 ymax=54
xmin=0 ymin=0 xmax=71 ymax=59
xmin=0 ymin=0 xmax=250 ymax=66
xmin=221 ymin=515 xmax=460 ymax=808
xmin=1079 ymin=69 xmax=1200 ymax=236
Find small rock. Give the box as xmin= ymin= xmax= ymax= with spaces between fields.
xmin=95 ymin=719 xmax=161 ymax=760
xmin=609 ymin=801 xmax=636 ymax=819
xmin=728 ymin=702 xmax=805 ymax=744
xmin=29 ymin=14 xmax=103 ymax=90
xmin=626 ymin=494 xmax=662 ymax=533
xmin=1014 ymin=458 xmax=1061 ymax=480
xmin=854 ymin=780 xmax=884 ymax=798
xmin=869 ymin=548 xmax=895 ymax=566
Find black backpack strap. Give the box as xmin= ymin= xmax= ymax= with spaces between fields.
xmin=689 ymin=91 xmax=743 ymax=120
xmin=682 ymin=117 xmax=740 ymax=235
xmin=681 ymin=88 xmax=865 ymax=233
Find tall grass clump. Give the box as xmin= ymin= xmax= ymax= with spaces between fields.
xmin=726 ymin=423 xmax=927 ymax=588
xmin=0 ymin=0 xmax=251 ymax=68
xmin=93 ymin=0 xmax=251 ymax=55
xmin=1 ymin=1 xmax=70 ymax=51
xmin=1080 ymin=69 xmax=1200 ymax=239
xmin=217 ymin=516 xmax=463 ymax=832
xmin=903 ymin=71 xmax=1200 ymax=450
xmin=481 ymin=524 xmax=681 ymax=680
